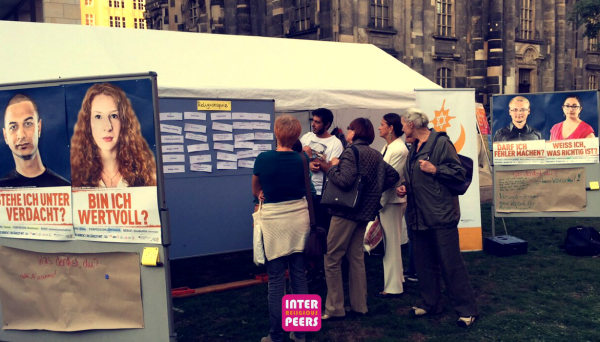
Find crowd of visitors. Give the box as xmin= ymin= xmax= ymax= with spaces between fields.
xmin=253 ymin=108 xmax=478 ymax=342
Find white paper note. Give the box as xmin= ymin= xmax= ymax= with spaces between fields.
xmin=162 ymin=144 xmax=184 ymax=153
xmin=211 ymin=112 xmax=232 ymax=121
xmin=235 ymin=133 xmax=255 ymax=141
xmin=164 ymin=165 xmax=185 ymax=173
xmin=214 ymin=143 xmax=234 ymax=152
xmin=237 ymin=150 xmax=255 ymax=159
xmin=185 ymin=132 xmax=208 ymax=142
xmin=160 ymin=112 xmax=183 ymax=121
xmin=217 ymin=152 xmax=238 ymax=162
xmin=160 ymin=124 xmax=183 ymax=135
xmin=163 ymin=154 xmax=185 ymax=163
xmin=253 ymin=144 xmax=272 ymax=151
xmin=255 ymin=132 xmax=274 ymax=140
xmin=184 ymin=112 xmax=207 ymax=120
xmin=232 ymin=112 xmax=253 ymax=120
xmin=162 ymin=135 xmax=184 ymax=144
xmin=190 ymin=164 xmax=212 ymax=172
xmin=190 ymin=154 xmax=211 ymax=164
xmin=252 ymin=122 xmax=271 ymax=130
xmin=184 ymin=123 xmax=207 ymax=133
xmin=233 ymin=122 xmax=253 ymax=130
xmin=217 ymin=161 xmax=237 ymax=170
xmin=238 ymin=159 xmax=255 ymax=169
xmin=212 ymin=122 xmax=233 ymax=132
xmin=252 ymin=113 xmax=271 ymax=121
xmin=187 ymin=144 xmax=210 ymax=153
xmin=213 ymin=133 xmax=233 ymax=141
xmin=235 ymin=141 xmax=255 ymax=149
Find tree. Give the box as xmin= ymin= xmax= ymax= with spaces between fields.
xmin=569 ymin=0 xmax=600 ymax=38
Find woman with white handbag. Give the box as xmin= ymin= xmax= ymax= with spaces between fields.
xmin=252 ymin=115 xmax=311 ymax=342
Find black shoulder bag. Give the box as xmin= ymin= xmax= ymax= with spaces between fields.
xmin=300 ymin=153 xmax=327 ymax=259
xmin=320 ymin=145 xmax=364 ymax=208
xmin=426 ymin=132 xmax=473 ymax=196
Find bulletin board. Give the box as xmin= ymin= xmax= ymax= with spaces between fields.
xmin=158 ymin=98 xmax=275 ymax=258
xmin=491 ymin=90 xmax=600 ymax=218
xmin=0 ymin=74 xmax=175 ymax=341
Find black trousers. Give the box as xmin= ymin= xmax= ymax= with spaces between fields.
xmin=314 ymin=195 xmax=332 ymax=231
xmin=413 ymin=227 xmax=479 ymax=317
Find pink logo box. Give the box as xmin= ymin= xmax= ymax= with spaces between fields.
xmin=281 ymin=294 xmax=321 ymax=332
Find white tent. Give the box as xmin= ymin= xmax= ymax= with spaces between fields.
xmin=0 ymin=21 xmax=438 ymax=112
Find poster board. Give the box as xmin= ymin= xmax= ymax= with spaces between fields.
xmin=158 ymin=98 xmax=275 ymax=258
xmin=0 ymin=74 xmax=175 ymax=341
xmin=415 ymin=89 xmax=482 ymax=251
xmin=491 ymin=91 xmax=600 ymax=218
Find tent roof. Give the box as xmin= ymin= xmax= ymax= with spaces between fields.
xmin=0 ymin=21 xmax=439 ymax=111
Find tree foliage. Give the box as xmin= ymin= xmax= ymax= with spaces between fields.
xmin=569 ymin=0 xmax=600 ymax=38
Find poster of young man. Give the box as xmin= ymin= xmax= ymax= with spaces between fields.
xmin=0 ymin=87 xmax=74 ymax=240
xmin=491 ymin=91 xmax=599 ymax=165
xmin=65 ymin=80 xmax=162 ymax=244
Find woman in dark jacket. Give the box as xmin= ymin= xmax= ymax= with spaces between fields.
xmin=317 ymin=118 xmax=399 ymax=320
xmin=397 ymin=108 xmax=479 ymax=327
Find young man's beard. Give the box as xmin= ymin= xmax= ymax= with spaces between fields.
xmin=14 ymin=148 xmax=37 ymax=161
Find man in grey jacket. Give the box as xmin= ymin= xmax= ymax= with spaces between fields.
xmin=397 ymin=108 xmax=479 ymax=327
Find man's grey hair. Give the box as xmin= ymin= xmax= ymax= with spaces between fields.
xmin=401 ymin=108 xmax=430 ymax=129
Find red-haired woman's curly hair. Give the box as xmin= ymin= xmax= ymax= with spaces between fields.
xmin=70 ymin=83 xmax=157 ymax=187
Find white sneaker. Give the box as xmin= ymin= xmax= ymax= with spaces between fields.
xmin=411 ymin=307 xmax=428 ymax=316
xmin=457 ymin=316 xmax=477 ymax=327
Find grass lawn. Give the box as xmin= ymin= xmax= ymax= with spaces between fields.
xmin=171 ymin=204 xmax=600 ymax=342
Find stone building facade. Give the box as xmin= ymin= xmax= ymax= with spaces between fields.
xmin=2 ymin=0 xmax=81 ymax=24
xmin=145 ymin=1 xmax=600 ymax=106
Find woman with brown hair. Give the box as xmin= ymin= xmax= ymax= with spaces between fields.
xmin=317 ymin=117 xmax=399 ymax=320
xmin=70 ymin=83 xmax=157 ymax=188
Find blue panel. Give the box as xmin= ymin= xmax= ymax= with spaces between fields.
xmin=158 ymin=98 xmax=275 ymax=258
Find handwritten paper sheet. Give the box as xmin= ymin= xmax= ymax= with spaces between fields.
xmin=495 ymin=168 xmax=586 ymax=212
xmin=164 ymin=165 xmax=185 ymax=173
xmin=162 ymin=144 xmax=184 ymax=153
xmin=237 ymin=150 xmax=255 ymax=159
xmin=214 ymin=143 xmax=234 ymax=152
xmin=185 ymin=133 xmax=208 ymax=142
xmin=187 ymin=144 xmax=209 ymax=153
xmin=211 ymin=112 xmax=232 ymax=121
xmin=255 ymin=132 xmax=274 ymax=140
xmin=252 ymin=113 xmax=271 ymax=121
xmin=235 ymin=133 xmax=255 ymax=142
xmin=163 ymin=154 xmax=185 ymax=163
xmin=184 ymin=112 xmax=206 ymax=121
xmin=160 ymin=112 xmax=183 ymax=121
xmin=212 ymin=122 xmax=233 ymax=132
xmin=161 ymin=135 xmax=184 ymax=144
xmin=238 ymin=160 xmax=255 ymax=168
xmin=217 ymin=152 xmax=238 ymax=162
xmin=252 ymin=122 xmax=271 ymax=130
xmin=217 ymin=161 xmax=237 ymax=170
xmin=160 ymin=124 xmax=182 ymax=135
xmin=253 ymin=144 xmax=272 ymax=151
xmin=235 ymin=141 xmax=254 ymax=149
xmin=191 ymin=164 xmax=212 ymax=172
xmin=213 ymin=134 xmax=233 ymax=141
xmin=232 ymin=112 xmax=253 ymax=120
xmin=184 ymin=123 xmax=207 ymax=133
xmin=233 ymin=122 xmax=253 ymax=130
xmin=189 ymin=155 xmax=211 ymax=164
xmin=0 ymin=246 xmax=143 ymax=331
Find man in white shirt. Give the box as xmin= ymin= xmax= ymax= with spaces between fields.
xmin=301 ymin=108 xmax=344 ymax=230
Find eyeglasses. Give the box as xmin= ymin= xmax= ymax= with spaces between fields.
xmin=563 ymin=105 xmax=581 ymax=110
xmin=509 ymin=108 xmax=529 ymax=113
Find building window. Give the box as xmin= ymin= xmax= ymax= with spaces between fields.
xmin=190 ymin=0 xmax=199 ymax=23
xmin=520 ymin=0 xmax=534 ymax=40
xmin=294 ymin=0 xmax=311 ymax=32
xmin=110 ymin=16 xmax=114 ymax=27
xmin=85 ymin=0 xmax=93 ymax=5
xmin=135 ymin=18 xmax=146 ymax=29
xmin=436 ymin=0 xmax=453 ymax=36
xmin=122 ymin=17 xmax=126 ymax=28
xmin=370 ymin=0 xmax=390 ymax=29
xmin=140 ymin=19 xmax=145 ymax=29
xmin=589 ymin=36 xmax=599 ymax=52
xmin=115 ymin=16 xmax=121 ymax=28
xmin=85 ymin=14 xmax=95 ymax=26
xmin=518 ymin=69 xmax=532 ymax=93
xmin=589 ymin=75 xmax=598 ymax=89
xmin=109 ymin=0 xmax=112 ymax=7
xmin=436 ymin=67 xmax=452 ymax=88
xmin=133 ymin=0 xmax=145 ymax=10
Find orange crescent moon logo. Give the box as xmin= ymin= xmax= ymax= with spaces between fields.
xmin=454 ymin=124 xmax=466 ymax=153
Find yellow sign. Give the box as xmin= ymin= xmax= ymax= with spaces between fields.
xmin=590 ymin=181 xmax=599 ymax=190
xmin=197 ymin=100 xmax=231 ymax=111
xmin=141 ymin=247 xmax=160 ymax=266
